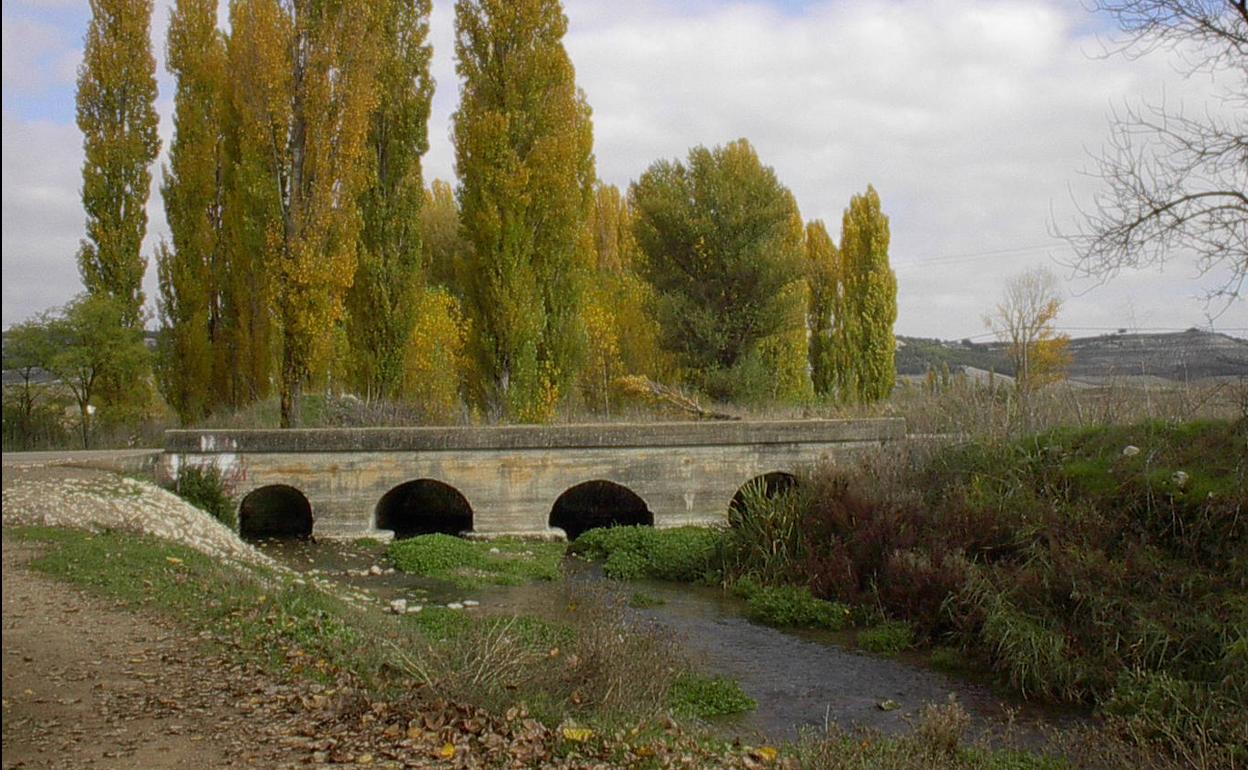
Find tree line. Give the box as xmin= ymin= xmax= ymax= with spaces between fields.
xmin=19 ymin=0 xmax=899 ymax=433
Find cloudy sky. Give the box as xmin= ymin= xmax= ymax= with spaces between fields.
xmin=3 ymin=0 xmax=1245 ymax=339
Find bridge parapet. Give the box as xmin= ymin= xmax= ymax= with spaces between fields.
xmin=163 ymin=418 xmax=904 ymax=540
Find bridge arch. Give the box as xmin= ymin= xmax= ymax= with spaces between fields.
xmin=549 ymin=480 xmax=653 ymax=540
xmin=375 ymin=479 xmax=474 ymax=539
xmin=239 ymin=485 xmax=313 ymax=540
xmin=729 ymin=471 xmax=799 ymax=518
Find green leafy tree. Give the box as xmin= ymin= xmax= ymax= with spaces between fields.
xmin=805 ymin=219 xmax=840 ymax=399
xmin=76 ymin=0 xmax=161 ymax=329
xmin=452 ymin=0 xmax=596 ymax=421
xmin=46 ymin=295 xmax=149 ymax=449
xmin=2 ymin=316 xmax=58 ymax=446
xmin=837 ymin=185 xmax=897 ymax=403
xmin=630 ymin=139 xmax=806 ymax=400
xmin=347 ymin=0 xmax=435 ymax=401
xmin=156 ymin=0 xmax=228 ymax=424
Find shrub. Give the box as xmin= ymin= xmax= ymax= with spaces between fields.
xmin=857 ymin=621 xmax=915 ymax=655
xmin=667 ymin=672 xmax=756 ymax=718
xmin=171 ymin=464 xmax=235 ymax=529
xmin=745 ymin=585 xmax=850 ymax=630
xmin=722 ymin=480 xmax=807 ymax=585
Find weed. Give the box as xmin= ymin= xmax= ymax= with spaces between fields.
xmin=629 ymin=590 xmax=666 ymax=609
xmin=387 ymin=535 xmax=563 ymax=588
xmin=857 ymin=621 xmax=915 ymax=655
xmin=571 ymin=526 xmax=721 ymax=583
xmin=745 ymin=585 xmax=850 ymax=630
xmin=667 ymin=673 xmax=756 ymax=718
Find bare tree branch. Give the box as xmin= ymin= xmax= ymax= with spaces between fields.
xmin=1059 ymin=1 xmax=1247 ymax=313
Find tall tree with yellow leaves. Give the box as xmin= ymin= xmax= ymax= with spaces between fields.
xmin=453 ymin=0 xmax=596 ymax=421
xmin=347 ymin=0 xmax=435 ymax=402
xmin=76 ymin=0 xmax=161 ymax=329
xmin=156 ymin=0 xmax=227 ymax=424
xmin=421 ymin=180 xmax=471 ymax=294
xmin=581 ymin=182 xmax=668 ymax=413
xmin=837 ymin=185 xmax=897 ymax=403
xmin=805 ymin=219 xmax=840 ymax=399
xmin=227 ymin=0 xmax=381 ymax=427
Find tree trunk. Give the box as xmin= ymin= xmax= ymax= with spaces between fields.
xmin=280 ymin=351 xmax=302 ymax=429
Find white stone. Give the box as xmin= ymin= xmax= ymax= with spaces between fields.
xmin=1172 ymin=471 xmax=1189 ymax=487
xmin=406 ymin=605 xmax=423 ymax=614
xmin=1122 ymin=445 xmax=1141 ymax=457
xmin=389 ymin=599 xmax=407 ymax=614
xmin=369 ymin=565 xmax=382 ymax=576
xmin=462 ymin=600 xmax=480 ymax=607
xmin=446 ymin=602 xmax=464 ymax=610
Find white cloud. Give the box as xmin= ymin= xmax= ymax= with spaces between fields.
xmin=4 ymin=0 xmax=1244 ymax=335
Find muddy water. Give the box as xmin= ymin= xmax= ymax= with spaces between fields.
xmin=257 ymin=538 xmax=1084 ymax=744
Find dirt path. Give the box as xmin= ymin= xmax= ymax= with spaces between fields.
xmin=1 ymin=540 xmax=283 ymax=769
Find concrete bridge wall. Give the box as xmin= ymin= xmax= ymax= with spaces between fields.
xmin=161 ymin=419 xmax=905 ymax=539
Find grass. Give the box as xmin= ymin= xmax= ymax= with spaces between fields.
xmin=386 ymin=534 xmax=564 ymax=588
xmin=5 ymin=526 xmax=668 ymax=728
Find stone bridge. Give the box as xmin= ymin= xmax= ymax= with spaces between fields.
xmin=161 ymin=419 xmax=904 ymax=540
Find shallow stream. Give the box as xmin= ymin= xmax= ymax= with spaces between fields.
xmin=257 ymin=538 xmax=1085 ymax=745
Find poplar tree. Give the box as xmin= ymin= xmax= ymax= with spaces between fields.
xmin=347 ymin=0 xmax=435 ymax=401
xmin=156 ymin=0 xmax=227 ymax=424
xmin=838 ymin=185 xmax=897 ymax=403
xmin=76 ymin=0 xmax=161 ymax=328
xmin=218 ymin=0 xmax=287 ymax=409
xmin=453 ymin=0 xmax=596 ymax=421
xmin=228 ymin=0 xmax=381 ymax=427
xmin=805 ymin=219 xmax=840 ymax=399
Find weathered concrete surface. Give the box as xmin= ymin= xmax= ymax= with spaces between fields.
xmin=162 ymin=419 xmax=904 ymax=539
xmin=2 ymin=448 xmax=162 ymax=476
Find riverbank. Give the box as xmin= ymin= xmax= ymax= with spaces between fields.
xmin=575 ymin=419 xmax=1248 ymax=768
xmin=3 ymin=464 xmax=1088 ymax=769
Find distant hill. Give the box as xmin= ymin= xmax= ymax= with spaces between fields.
xmin=896 ymin=329 xmax=1248 ymax=383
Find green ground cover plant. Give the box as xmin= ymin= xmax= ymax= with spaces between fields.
xmin=856 ymin=621 xmax=915 ymax=654
xmin=666 ymin=673 xmax=757 ymax=718
xmin=570 ymin=526 xmax=720 ymax=582
xmin=387 ymin=534 xmax=564 ymax=588
xmin=743 ymin=584 xmax=851 ymax=630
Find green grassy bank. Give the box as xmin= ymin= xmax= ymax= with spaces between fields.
xmin=572 ymin=419 xmax=1248 ymax=766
